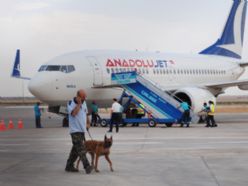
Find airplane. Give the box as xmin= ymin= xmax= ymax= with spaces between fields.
xmin=13 ymin=0 xmax=248 ymax=124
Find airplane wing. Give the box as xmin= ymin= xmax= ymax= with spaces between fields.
xmin=205 ymin=79 xmax=248 ymax=89
xmin=239 ymin=62 xmax=248 ymax=67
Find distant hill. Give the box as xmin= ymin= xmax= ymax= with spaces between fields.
xmin=0 ymin=97 xmax=42 ymax=105
xmin=217 ymin=95 xmax=248 ymax=104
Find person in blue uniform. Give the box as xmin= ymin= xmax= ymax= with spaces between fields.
xmin=179 ymin=102 xmax=190 ymax=127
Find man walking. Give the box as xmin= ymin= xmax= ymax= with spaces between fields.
xmin=65 ymin=89 xmax=93 ymax=174
xmin=108 ymin=98 xmax=123 ymax=133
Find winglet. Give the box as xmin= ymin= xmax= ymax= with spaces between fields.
xmin=11 ymin=49 xmax=31 ymax=80
xmin=11 ymin=49 xmax=21 ymax=77
xmin=200 ymin=0 xmax=247 ymax=59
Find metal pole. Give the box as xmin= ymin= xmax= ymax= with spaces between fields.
xmin=22 ymin=79 xmax=24 ymax=103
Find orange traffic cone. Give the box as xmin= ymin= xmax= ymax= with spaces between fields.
xmin=8 ymin=119 xmax=14 ymax=129
xmin=0 ymin=119 xmax=6 ymax=131
xmin=17 ymin=119 xmax=24 ymax=129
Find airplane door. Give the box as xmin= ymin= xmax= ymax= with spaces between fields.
xmin=87 ymin=56 xmax=103 ymax=86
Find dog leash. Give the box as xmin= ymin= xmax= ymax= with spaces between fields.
xmin=87 ymin=128 xmax=94 ymax=140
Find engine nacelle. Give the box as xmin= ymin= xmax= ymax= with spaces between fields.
xmin=173 ymin=87 xmax=216 ymax=113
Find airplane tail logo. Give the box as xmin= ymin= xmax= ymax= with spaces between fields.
xmin=11 ymin=49 xmax=21 ymax=77
xmin=200 ymin=0 xmax=247 ymax=59
xmin=11 ymin=49 xmax=31 ymax=80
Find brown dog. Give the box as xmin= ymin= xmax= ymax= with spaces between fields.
xmin=76 ymin=135 xmax=113 ymax=172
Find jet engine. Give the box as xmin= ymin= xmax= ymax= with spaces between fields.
xmin=173 ymin=87 xmax=216 ymax=113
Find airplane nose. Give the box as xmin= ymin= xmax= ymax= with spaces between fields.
xmin=28 ymin=75 xmax=52 ymax=101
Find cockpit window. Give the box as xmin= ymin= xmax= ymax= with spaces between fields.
xmin=38 ymin=65 xmax=47 ymax=72
xmin=67 ymin=65 xmax=75 ymax=73
xmin=38 ymin=65 xmax=75 ymax=73
xmin=60 ymin=66 xmax=67 ymax=73
xmin=46 ymin=65 xmax=61 ymax=71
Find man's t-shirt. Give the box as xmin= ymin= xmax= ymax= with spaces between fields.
xmin=67 ymin=99 xmax=88 ymax=134
xmin=180 ymin=102 xmax=190 ymax=111
xmin=111 ymin=102 xmax=123 ymax=113
xmin=34 ymin=104 xmax=41 ymax=117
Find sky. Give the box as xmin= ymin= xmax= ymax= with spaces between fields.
xmin=0 ymin=0 xmax=248 ymax=97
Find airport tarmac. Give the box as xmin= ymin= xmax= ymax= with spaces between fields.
xmin=0 ymin=106 xmax=248 ymax=186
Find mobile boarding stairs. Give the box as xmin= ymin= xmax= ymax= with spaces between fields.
xmin=98 ymin=71 xmax=186 ymax=127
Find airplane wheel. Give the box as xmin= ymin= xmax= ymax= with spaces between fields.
xmin=100 ymin=119 xmax=108 ymax=127
xmin=62 ymin=117 xmax=69 ymax=127
xmin=148 ymin=119 xmax=156 ymax=127
xmin=165 ymin=123 xmax=173 ymax=127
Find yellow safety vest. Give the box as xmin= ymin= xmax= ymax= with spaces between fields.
xmin=137 ymin=107 xmax=145 ymax=114
xmin=208 ymin=104 xmax=215 ymax=115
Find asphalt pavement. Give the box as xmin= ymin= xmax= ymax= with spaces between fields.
xmin=0 ymin=106 xmax=248 ymax=186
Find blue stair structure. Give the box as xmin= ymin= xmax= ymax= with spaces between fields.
xmin=111 ymin=71 xmax=183 ymax=123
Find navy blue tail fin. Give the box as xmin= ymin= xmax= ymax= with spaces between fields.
xmin=200 ymin=0 xmax=247 ymax=59
xmin=11 ymin=49 xmax=31 ymax=80
xmin=11 ymin=49 xmax=20 ymax=77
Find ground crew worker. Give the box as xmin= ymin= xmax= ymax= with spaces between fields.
xmin=90 ymin=101 xmax=101 ymax=126
xmin=34 ymin=102 xmax=43 ymax=128
xmin=198 ymin=102 xmax=209 ymax=123
xmin=206 ymin=100 xmax=217 ymax=127
xmin=179 ymin=101 xmax=190 ymax=127
xmin=108 ymin=98 xmax=123 ymax=133
xmin=133 ymin=104 xmax=145 ymax=127
xmin=65 ymin=89 xmax=93 ymax=174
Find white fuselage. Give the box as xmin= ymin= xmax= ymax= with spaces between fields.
xmin=28 ymin=50 xmax=244 ymax=107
